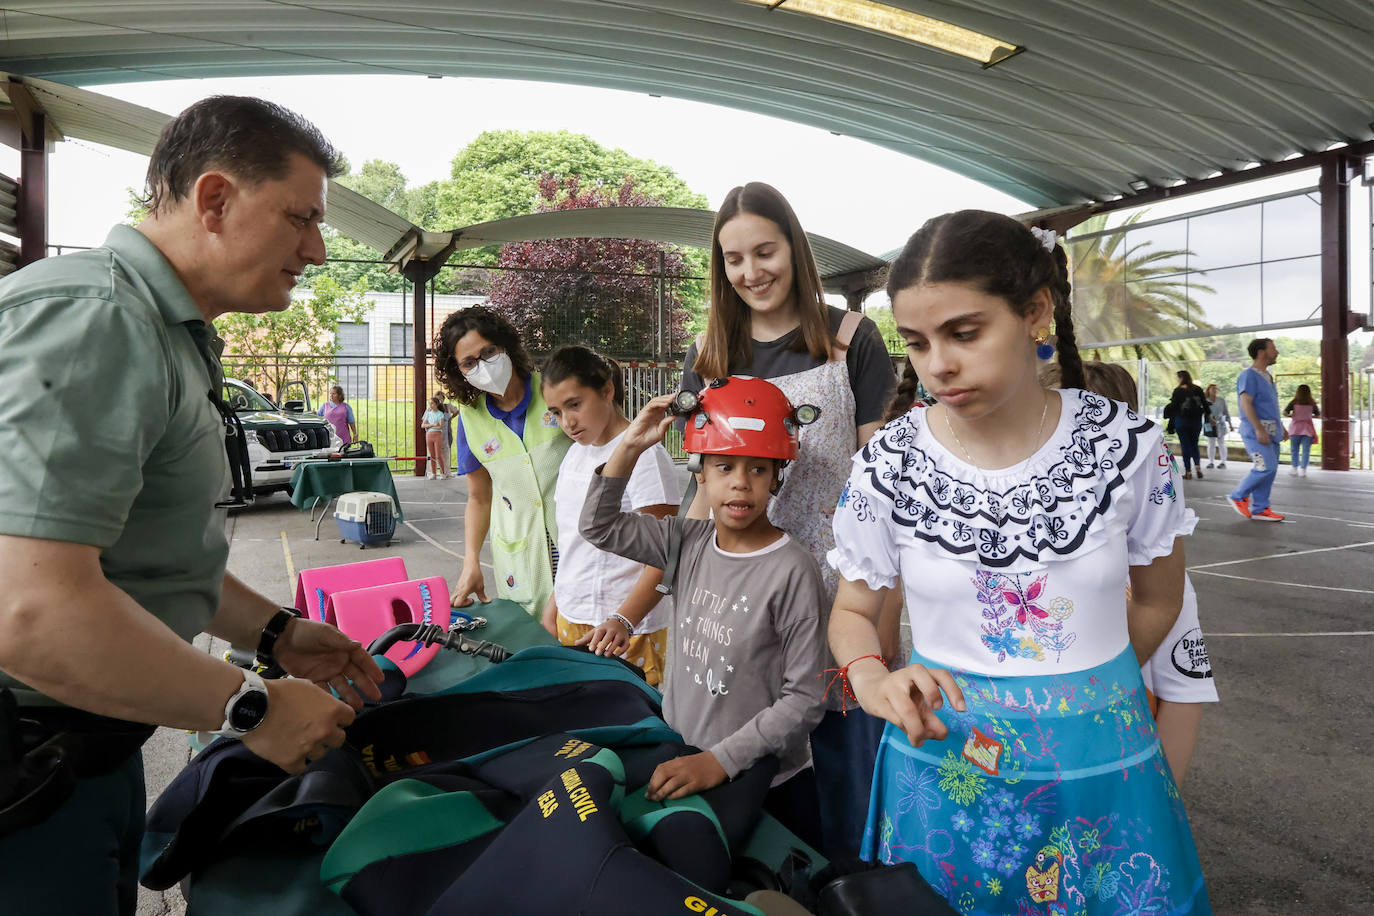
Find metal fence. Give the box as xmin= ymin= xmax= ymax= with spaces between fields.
xmin=222 ymin=353 xmax=689 ymax=472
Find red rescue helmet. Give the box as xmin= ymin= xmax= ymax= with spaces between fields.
xmin=678 ymin=376 xmax=820 ymax=464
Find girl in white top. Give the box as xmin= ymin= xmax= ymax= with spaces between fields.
xmin=541 ymin=345 xmax=678 ymax=686
xmin=827 ymin=211 xmax=1211 ymax=915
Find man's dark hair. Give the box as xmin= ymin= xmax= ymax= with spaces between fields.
xmin=143 ymin=96 xmax=343 ymax=215
xmin=1247 ymin=338 xmax=1273 ymax=360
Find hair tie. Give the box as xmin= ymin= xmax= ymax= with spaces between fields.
xmin=1030 ymin=226 xmax=1058 ymax=252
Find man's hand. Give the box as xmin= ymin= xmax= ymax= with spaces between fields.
xmin=1255 ymin=428 xmax=1271 ymax=446
xmin=646 ymin=751 xmax=728 ymax=801
xmin=240 ymin=677 xmax=355 ymax=774
xmin=273 ymin=618 xmax=384 ymax=710
xmin=575 ymin=618 xmax=630 ymax=657
xmin=849 ymin=661 xmax=965 ymax=748
xmin=451 ymin=564 xmax=488 ymax=608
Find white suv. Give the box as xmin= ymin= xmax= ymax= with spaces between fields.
xmin=222 ymin=378 xmax=342 ymax=494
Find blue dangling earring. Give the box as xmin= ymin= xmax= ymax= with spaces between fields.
xmin=1035 ymin=327 xmax=1055 ymax=360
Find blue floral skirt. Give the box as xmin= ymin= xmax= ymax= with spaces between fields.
xmin=862 ymin=646 xmax=1211 ymax=916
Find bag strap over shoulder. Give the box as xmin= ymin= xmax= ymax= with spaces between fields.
xmin=829 ymin=310 xmax=864 ymax=362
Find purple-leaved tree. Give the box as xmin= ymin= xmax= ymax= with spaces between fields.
xmin=487 ymin=174 xmax=691 ymax=356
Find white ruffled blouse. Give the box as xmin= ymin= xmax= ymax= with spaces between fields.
xmin=828 ymin=389 xmax=1196 ymax=676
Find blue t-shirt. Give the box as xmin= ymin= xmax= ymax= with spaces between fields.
xmin=453 ymin=377 xmax=532 ymax=476
xmin=1236 ymin=367 xmax=1280 ymax=436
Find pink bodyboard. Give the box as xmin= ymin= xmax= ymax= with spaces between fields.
xmin=330 ymin=577 xmax=452 ymax=676
xmin=293 ymin=557 xmax=408 ymax=626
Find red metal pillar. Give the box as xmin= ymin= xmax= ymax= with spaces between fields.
xmin=18 ymin=109 xmax=46 ymax=266
xmin=1318 ymin=154 xmax=1356 ymax=471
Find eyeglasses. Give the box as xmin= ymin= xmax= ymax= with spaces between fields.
xmin=457 ymin=345 xmax=503 ymax=374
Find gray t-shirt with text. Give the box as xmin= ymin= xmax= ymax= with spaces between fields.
xmin=580 ymin=472 xmax=826 ymax=782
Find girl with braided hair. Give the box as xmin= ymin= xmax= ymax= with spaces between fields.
xmin=827 ymin=211 xmax=1211 ymax=915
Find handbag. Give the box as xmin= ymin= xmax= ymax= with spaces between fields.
xmin=340 ymin=440 xmax=375 ymax=459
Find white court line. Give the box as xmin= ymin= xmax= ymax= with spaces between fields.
xmin=280 ymin=531 xmax=295 ymax=590
xmin=1210 ymin=631 xmax=1374 ymax=637
xmin=1187 ymin=539 xmax=1374 ymax=570
xmin=1189 ymin=568 xmax=1374 ymax=594
xmin=1203 ymin=497 xmax=1372 ymax=527
xmin=402 ymin=519 xmax=493 ymax=572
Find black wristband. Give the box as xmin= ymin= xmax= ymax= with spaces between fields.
xmin=256 ymin=607 xmax=299 ymax=663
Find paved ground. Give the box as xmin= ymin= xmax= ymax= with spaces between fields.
xmin=137 ymin=460 xmax=1374 ymax=915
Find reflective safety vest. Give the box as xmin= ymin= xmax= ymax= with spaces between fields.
xmin=460 ymin=372 xmax=570 ymax=617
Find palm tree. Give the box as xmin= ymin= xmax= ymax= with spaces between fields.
xmin=1066 ymin=212 xmax=1210 ymax=366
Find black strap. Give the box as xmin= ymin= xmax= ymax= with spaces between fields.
xmin=0 ymin=689 xmax=154 ymax=838
xmin=256 ymin=607 xmax=299 ymax=665
xmin=655 ymin=515 xmax=686 ymax=597
xmin=209 ymin=391 xmax=255 ymax=509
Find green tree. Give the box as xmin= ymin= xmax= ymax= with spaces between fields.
xmin=863 ymin=303 xmax=901 ymax=352
xmin=1068 ymin=212 xmax=1208 ymax=366
xmin=123 ymin=187 xmax=148 ymax=225
xmin=218 ymin=275 xmax=372 ymax=400
xmin=432 ymin=129 xmax=710 ymax=331
xmin=434 ymin=129 xmax=709 ymax=234
xmin=338 ymin=158 xmax=409 ymax=212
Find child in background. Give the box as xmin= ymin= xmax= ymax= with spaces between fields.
xmin=1042 ymin=360 xmax=1220 ymax=783
xmin=1284 ymin=383 xmax=1320 ymax=477
xmin=580 ymin=377 xmax=827 ymax=848
xmin=421 ymin=396 xmax=450 ymax=479
xmin=540 ymin=345 xmax=678 ymax=686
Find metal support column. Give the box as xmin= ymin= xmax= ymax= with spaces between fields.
xmin=18 ymin=108 xmax=46 ymax=266
xmin=1318 ymin=154 xmax=1356 ymax=470
xmin=403 ymin=261 xmax=442 ymax=477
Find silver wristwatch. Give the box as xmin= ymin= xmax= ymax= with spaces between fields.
xmin=212 ymin=668 xmax=269 ymax=738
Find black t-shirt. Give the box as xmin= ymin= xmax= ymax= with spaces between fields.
xmin=680 ymin=305 xmax=896 ymax=427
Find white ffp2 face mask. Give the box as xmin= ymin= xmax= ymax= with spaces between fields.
xmin=465 ymin=352 xmax=514 ymax=396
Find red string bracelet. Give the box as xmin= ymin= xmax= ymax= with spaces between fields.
xmin=819 ymin=654 xmax=886 ymax=716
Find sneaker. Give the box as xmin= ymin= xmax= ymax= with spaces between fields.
xmin=1206 ymin=462 xmax=1215 ymax=468
xmin=1228 ymin=496 xmax=1251 ymax=519
xmin=1299 ymin=467 xmax=1307 ymax=477
xmin=1289 ymin=467 xmax=1298 ymax=476
xmin=1252 ymin=507 xmax=1285 ymax=522
xmin=1219 ymin=462 xmax=1227 ymax=468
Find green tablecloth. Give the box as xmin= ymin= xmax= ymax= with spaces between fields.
xmin=405 ymin=597 xmax=558 ymax=693
xmin=288 ymin=458 xmax=403 ymax=521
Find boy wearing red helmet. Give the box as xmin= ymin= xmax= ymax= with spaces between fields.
xmin=580 ymin=377 xmax=828 ymax=846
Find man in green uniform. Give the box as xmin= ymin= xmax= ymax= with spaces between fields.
xmin=0 ymin=96 xmax=384 ymax=914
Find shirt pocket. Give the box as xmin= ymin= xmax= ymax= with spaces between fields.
xmin=491 ymin=534 xmax=540 ymax=603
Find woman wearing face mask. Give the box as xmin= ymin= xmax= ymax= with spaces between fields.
xmin=434 ymin=307 xmax=571 ymax=615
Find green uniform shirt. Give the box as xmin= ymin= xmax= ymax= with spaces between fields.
xmin=0 ymin=226 xmax=231 ymax=705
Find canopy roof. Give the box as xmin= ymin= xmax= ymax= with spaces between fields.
xmin=0 ymin=1 xmax=1370 ymax=208
xmin=3 ymin=74 xmax=885 ymax=285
